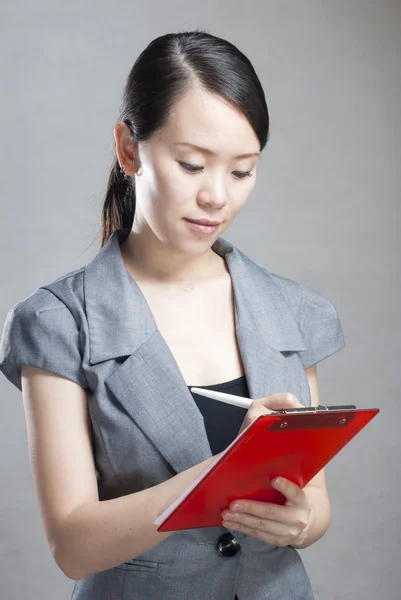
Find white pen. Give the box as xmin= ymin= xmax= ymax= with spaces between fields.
xmin=190 ymin=387 xmax=253 ymax=409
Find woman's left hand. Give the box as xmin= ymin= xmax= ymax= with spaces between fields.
xmin=221 ymin=477 xmax=312 ymax=548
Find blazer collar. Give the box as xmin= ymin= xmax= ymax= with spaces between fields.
xmin=84 ymin=228 xmax=306 ymax=366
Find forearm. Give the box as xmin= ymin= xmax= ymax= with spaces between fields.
xmin=292 ymin=484 xmax=331 ymax=549
xmin=55 ymin=456 xmax=216 ymax=580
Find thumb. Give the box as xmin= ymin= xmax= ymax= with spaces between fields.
xmin=254 ymin=392 xmax=303 ymax=412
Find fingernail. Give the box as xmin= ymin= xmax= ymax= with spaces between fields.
xmin=231 ymin=503 xmax=244 ymax=512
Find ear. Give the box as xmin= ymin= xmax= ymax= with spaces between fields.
xmin=113 ymin=121 xmax=140 ymax=176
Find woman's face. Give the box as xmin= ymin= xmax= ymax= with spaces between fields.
xmin=132 ymin=87 xmax=261 ymax=255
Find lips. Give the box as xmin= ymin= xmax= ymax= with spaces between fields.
xmin=184 ymin=218 xmax=222 ymax=236
xmin=185 ymin=218 xmax=222 ymax=226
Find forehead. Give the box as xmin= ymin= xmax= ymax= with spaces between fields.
xmin=157 ymin=87 xmax=260 ymax=156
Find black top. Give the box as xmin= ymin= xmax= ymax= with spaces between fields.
xmin=188 ymin=375 xmax=249 ymax=455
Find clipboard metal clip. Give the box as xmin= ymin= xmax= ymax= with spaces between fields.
xmin=274 ymin=404 xmax=357 ymax=415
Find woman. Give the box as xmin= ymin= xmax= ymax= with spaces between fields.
xmin=0 ymin=31 xmax=344 ymax=599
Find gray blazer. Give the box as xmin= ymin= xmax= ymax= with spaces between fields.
xmin=0 ymin=229 xmax=345 ymax=600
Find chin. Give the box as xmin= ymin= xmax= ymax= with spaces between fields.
xmin=168 ymin=235 xmax=215 ymax=257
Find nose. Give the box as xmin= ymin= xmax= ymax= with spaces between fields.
xmin=197 ymin=176 xmax=228 ymax=211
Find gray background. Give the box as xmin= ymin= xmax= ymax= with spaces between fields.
xmin=1 ymin=1 xmax=400 ymax=598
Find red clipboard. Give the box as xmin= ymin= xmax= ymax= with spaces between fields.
xmin=155 ymin=406 xmax=379 ymax=532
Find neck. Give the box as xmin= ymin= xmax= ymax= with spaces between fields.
xmin=120 ymin=224 xmax=226 ymax=285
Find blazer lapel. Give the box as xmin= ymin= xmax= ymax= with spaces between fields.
xmin=236 ymin=327 xmax=303 ymax=401
xmin=84 ymin=230 xmax=307 ymax=475
xmin=105 ymin=333 xmax=213 ymax=473
xmin=216 ymin=238 xmax=307 ymax=402
xmin=85 ymin=229 xmax=212 ymax=474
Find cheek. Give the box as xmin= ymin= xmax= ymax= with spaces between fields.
xmin=229 ymin=180 xmax=255 ymax=214
xmin=152 ymin=166 xmax=195 ymax=212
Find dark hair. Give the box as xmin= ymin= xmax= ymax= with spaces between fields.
xmin=100 ymin=30 xmax=270 ymax=247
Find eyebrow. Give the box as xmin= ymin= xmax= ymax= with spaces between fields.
xmin=173 ymin=141 xmax=260 ymax=159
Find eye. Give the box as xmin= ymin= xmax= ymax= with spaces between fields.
xmin=178 ymin=161 xmax=253 ymax=180
xmin=178 ymin=161 xmax=204 ymax=173
xmin=232 ymin=171 xmax=253 ymax=180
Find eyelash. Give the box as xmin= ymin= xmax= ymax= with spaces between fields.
xmin=178 ymin=161 xmax=253 ymax=180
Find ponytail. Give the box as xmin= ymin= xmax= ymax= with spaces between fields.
xmin=100 ymin=155 xmax=136 ymax=248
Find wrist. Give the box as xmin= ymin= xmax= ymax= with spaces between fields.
xmin=291 ymin=505 xmax=315 ymax=549
xmin=291 ymin=485 xmax=331 ymax=550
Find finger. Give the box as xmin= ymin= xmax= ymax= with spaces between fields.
xmin=253 ymin=393 xmax=303 ymax=412
xmin=222 ymin=513 xmax=300 ymax=539
xmin=223 ymin=501 xmax=308 ymax=528
xmin=225 ymin=499 xmax=287 ymax=523
xmin=239 ymin=393 xmax=304 ymax=437
xmin=272 ymin=477 xmax=310 ymax=509
xmin=221 ymin=517 xmax=298 ymax=547
xmin=245 ymin=394 xmax=302 ymax=424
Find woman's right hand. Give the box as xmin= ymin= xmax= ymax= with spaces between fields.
xmin=237 ymin=392 xmax=304 ymax=436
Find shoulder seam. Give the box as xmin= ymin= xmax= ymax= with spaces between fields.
xmin=298 ymin=284 xmax=306 ymax=327
xmin=261 ymin=267 xmax=304 ymax=327
xmin=38 ymin=288 xmax=88 ymax=388
xmin=38 ymin=288 xmax=81 ymax=330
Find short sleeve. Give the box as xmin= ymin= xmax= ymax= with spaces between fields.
xmin=297 ymin=284 xmax=345 ymax=370
xmin=0 ymin=289 xmax=88 ymax=392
